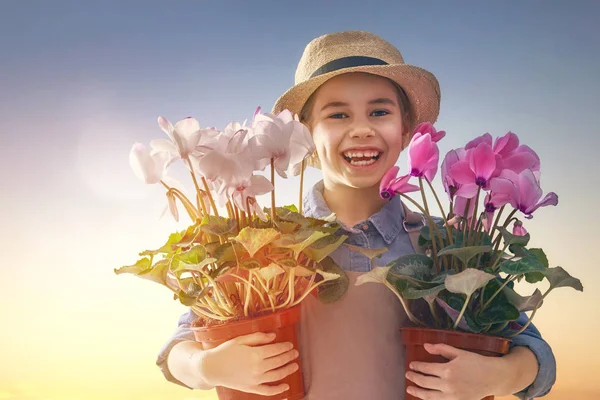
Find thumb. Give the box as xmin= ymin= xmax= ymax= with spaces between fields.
xmin=233 ymin=331 xmax=277 ymax=346
xmin=423 ymin=343 xmax=463 ymax=360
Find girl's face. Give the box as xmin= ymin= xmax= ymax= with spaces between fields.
xmin=308 ymin=73 xmax=407 ymax=190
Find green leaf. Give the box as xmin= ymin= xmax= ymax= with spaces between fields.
xmin=232 ymin=227 xmax=281 ymax=257
xmin=476 ymin=299 xmax=520 ymax=325
xmin=355 ymin=266 xmax=391 ymax=286
xmin=444 ymin=293 xmax=485 ymax=333
xmin=214 ymin=242 xmax=246 ymax=262
xmin=200 ymin=215 xmax=238 ymax=237
xmin=174 ymin=222 xmax=203 ymax=248
xmin=543 ymin=267 xmax=584 ymax=291
xmin=136 ymin=259 xmax=171 ymax=286
xmin=282 ymin=231 xmax=329 ymax=259
xmin=404 ymin=284 xmax=445 ymax=300
xmin=499 ymin=257 xmax=546 ymax=275
xmin=497 ymin=227 xmax=530 ymax=247
xmin=346 ymin=244 xmax=388 ymax=260
xmin=176 ymin=246 xmax=207 ymax=265
xmin=303 ymin=234 xmax=348 ymax=262
xmin=437 ymin=244 xmax=492 ymax=266
xmin=387 ymin=255 xmax=435 ymax=288
xmin=317 ymin=257 xmax=349 ymax=303
xmin=115 ymin=257 xmax=152 ymax=276
xmin=283 ymin=204 xmax=299 ymax=213
xmin=529 ymin=248 xmax=549 ymax=268
xmin=274 ymin=220 xmax=301 ymax=234
xmin=525 ymin=272 xmax=545 ymax=284
xmin=140 ymin=232 xmax=184 ymax=256
xmin=436 ymin=297 xmax=471 ymax=332
xmin=238 ymin=257 xmax=263 ymax=270
xmin=502 ymin=286 xmax=544 ymax=312
xmin=444 ymin=269 xmax=495 ymax=297
xmin=257 ymin=263 xmax=285 ymax=281
xmin=172 ymin=258 xmax=217 ymax=275
xmin=275 ymin=207 xmax=311 ymax=227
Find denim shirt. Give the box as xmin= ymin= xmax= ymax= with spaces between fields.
xmin=156 ymin=180 xmax=556 ymax=399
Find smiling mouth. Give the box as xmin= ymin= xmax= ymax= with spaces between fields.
xmin=342 ymin=150 xmax=382 ymax=166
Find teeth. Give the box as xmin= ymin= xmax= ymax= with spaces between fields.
xmin=349 ymin=158 xmax=377 ymax=166
xmin=343 ymin=150 xmax=380 ymax=158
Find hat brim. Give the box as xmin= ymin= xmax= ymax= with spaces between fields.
xmin=272 ymin=63 xmax=441 ymax=125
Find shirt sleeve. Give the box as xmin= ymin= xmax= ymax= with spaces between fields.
xmin=155 ymin=309 xmax=199 ymax=389
xmin=509 ymin=312 xmax=556 ymax=399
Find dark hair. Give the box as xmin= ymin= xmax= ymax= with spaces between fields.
xmin=299 ymin=76 xmax=415 ymax=136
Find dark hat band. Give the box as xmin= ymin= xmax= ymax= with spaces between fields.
xmin=309 ymin=56 xmax=389 ymax=79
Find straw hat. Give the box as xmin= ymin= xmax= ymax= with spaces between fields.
xmin=273 ymin=30 xmax=441 ymax=125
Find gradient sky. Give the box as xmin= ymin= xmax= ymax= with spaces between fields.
xmin=1 ymin=1 xmax=599 ymax=399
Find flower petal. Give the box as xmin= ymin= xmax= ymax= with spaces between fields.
xmin=470 ymin=143 xmax=496 ymax=182
xmin=493 ymin=132 xmax=520 ymax=156
xmin=448 ymin=161 xmax=475 ymax=185
xmin=518 ymin=169 xmax=543 ymax=212
xmin=380 ymin=166 xmax=400 ymax=193
xmin=465 ymin=133 xmax=493 ymax=150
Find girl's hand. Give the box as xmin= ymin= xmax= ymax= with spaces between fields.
xmin=200 ymin=331 xmax=300 ymax=396
xmin=405 ymin=343 xmax=507 ymax=400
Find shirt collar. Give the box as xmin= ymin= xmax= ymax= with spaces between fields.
xmin=303 ymin=180 xmax=405 ymax=244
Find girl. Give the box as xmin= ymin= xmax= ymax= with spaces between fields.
xmin=156 ymin=31 xmax=555 ymax=400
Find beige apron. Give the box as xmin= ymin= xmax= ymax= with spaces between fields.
xmin=298 ymin=272 xmax=408 ymax=399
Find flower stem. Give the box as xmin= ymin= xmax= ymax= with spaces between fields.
xmin=200 ymin=177 xmax=219 ymax=217
xmin=425 ymin=177 xmax=453 ymax=245
xmin=270 ymin=158 xmax=276 ymax=225
xmin=399 ymin=191 xmax=443 ymax=273
xmin=453 ymin=293 xmax=472 ymax=330
xmin=299 ymin=159 xmax=306 ymax=215
xmin=186 ymin=158 xmax=204 ymax=213
xmin=493 ymin=209 xmax=518 ymax=251
xmin=160 ymin=180 xmax=200 ymax=220
xmin=384 ymin=281 xmax=425 ymax=326
xmin=480 ymin=276 xmax=516 ymax=312
xmin=467 ymin=187 xmax=482 ymax=247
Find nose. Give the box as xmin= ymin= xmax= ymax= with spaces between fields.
xmin=349 ymin=120 xmax=375 ymax=139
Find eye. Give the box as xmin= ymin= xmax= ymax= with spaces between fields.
xmin=329 ymin=113 xmax=348 ymax=119
xmin=371 ymin=110 xmax=390 ymax=117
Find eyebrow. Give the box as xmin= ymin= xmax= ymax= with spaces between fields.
xmin=320 ymin=97 xmax=397 ymax=112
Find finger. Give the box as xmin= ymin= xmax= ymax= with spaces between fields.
xmin=259 ymin=341 xmax=295 ymax=358
xmin=423 ymin=343 xmax=463 ymax=360
xmin=261 ymin=348 xmax=300 ymax=372
xmin=250 ymin=383 xmax=290 ymax=396
xmin=406 ymin=385 xmax=444 ymax=400
xmin=233 ymin=332 xmax=276 ymax=346
xmin=409 ymin=361 xmax=446 ymax=378
xmin=405 ymin=371 xmax=444 ymax=391
xmin=260 ymin=362 xmax=299 ymax=384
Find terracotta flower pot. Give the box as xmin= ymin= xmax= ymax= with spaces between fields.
xmin=190 ymin=306 xmax=304 ymax=400
xmin=401 ymin=328 xmax=511 ymax=400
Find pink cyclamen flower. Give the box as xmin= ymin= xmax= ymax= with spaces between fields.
xmin=489 ymin=169 xmax=558 ymax=219
xmin=465 ymin=133 xmax=493 ymax=150
xmin=441 ymin=148 xmax=466 ymax=200
xmin=454 ymin=195 xmax=476 ymax=221
xmin=129 ymin=143 xmax=171 ymax=185
xmin=413 ymin=122 xmax=446 ymax=143
xmin=407 ymin=131 xmax=440 ymax=182
xmin=493 ymin=132 xmax=540 ymax=177
xmin=379 ymin=166 xmax=420 ymax=200
xmin=448 ymin=142 xmax=496 ymax=198
xmin=512 ymin=220 xmax=528 ymax=236
xmin=151 ymin=116 xmax=208 ymax=161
